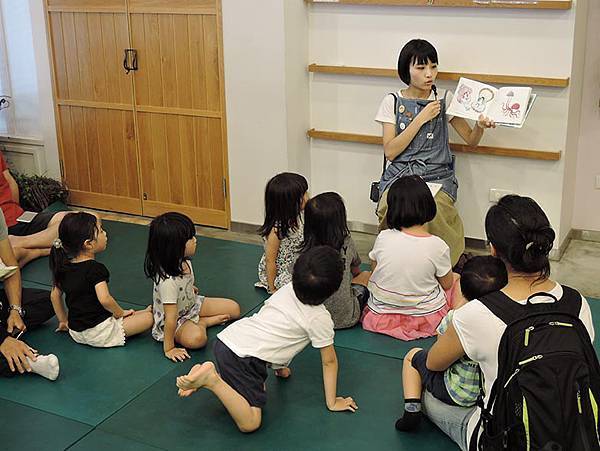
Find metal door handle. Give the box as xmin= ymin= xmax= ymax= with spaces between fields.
xmin=123 ymin=49 xmax=138 ymax=74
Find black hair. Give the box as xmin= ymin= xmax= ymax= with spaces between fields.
xmin=292 ymin=246 xmax=344 ymax=306
xmin=460 ymin=256 xmax=508 ymax=301
xmin=144 ymin=212 xmax=196 ymax=283
xmin=386 ymin=175 xmax=436 ymax=230
xmin=302 ymin=192 xmax=349 ymax=252
xmin=258 ymin=172 xmax=308 ymax=240
xmin=485 ymin=195 xmax=555 ymax=281
xmin=397 ymin=39 xmax=439 ymax=86
xmin=50 ymin=212 xmax=100 ymax=289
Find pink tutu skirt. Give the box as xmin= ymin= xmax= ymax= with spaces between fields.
xmin=361 ymin=280 xmax=459 ymax=341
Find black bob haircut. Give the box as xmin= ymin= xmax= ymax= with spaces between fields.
xmin=397 ymin=39 xmax=439 ymax=86
xmin=144 ymin=212 xmax=196 ymax=283
xmin=460 ymin=256 xmax=508 ymax=301
xmin=386 ymin=175 xmax=436 ymax=230
xmin=292 ymin=246 xmax=344 ymax=306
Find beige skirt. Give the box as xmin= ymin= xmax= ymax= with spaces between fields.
xmin=69 ymin=316 xmax=126 ymax=348
xmin=377 ymin=188 xmax=465 ymax=266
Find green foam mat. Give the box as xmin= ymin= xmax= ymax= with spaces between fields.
xmin=68 ymin=430 xmax=166 ymax=451
xmin=0 ymin=399 xmax=91 ymax=451
xmin=20 ymin=220 xmax=268 ymax=315
xmin=0 ymin=301 xmax=191 ymax=426
xmin=98 ymin=346 xmax=457 ymax=450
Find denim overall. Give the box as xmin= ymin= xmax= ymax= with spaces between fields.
xmin=378 ymin=92 xmax=458 ymax=201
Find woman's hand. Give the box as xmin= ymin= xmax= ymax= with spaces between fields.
xmin=477 ymin=114 xmax=496 ymax=129
xmin=416 ymin=100 xmax=441 ymax=126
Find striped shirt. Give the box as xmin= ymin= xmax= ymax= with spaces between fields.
xmin=438 ymin=310 xmax=481 ymax=407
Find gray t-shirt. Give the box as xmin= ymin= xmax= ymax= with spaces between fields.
xmin=0 ymin=209 xmax=7 ymax=241
xmin=323 ymin=236 xmax=362 ymax=329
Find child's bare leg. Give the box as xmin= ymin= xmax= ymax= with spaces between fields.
xmin=396 ymin=347 xmax=424 ymax=432
xmin=122 ymin=311 xmax=153 ymax=337
xmin=199 ymin=297 xmax=241 ymax=321
xmin=175 ymin=320 xmax=208 ymax=349
xmin=177 ymin=362 xmax=262 ymax=433
xmin=352 ymin=271 xmax=371 ymax=287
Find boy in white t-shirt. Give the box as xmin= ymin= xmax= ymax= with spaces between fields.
xmin=176 ymin=246 xmax=358 ymax=432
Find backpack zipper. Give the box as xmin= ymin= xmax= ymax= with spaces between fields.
xmin=523 ymin=322 xmax=573 ymax=347
xmin=518 ymin=354 xmax=543 ymax=366
xmin=524 ymin=326 xmax=534 ymax=346
xmin=577 ymin=383 xmax=592 ymax=451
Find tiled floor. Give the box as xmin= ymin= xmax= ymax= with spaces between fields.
xmin=83 ymin=208 xmax=600 ymax=299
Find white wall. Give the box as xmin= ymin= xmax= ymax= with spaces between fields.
xmin=222 ymin=0 xmax=310 ymax=226
xmin=572 ymin=0 xmax=600 ymax=232
xmin=309 ymin=4 xmax=577 ymax=242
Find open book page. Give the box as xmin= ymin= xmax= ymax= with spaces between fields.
xmin=495 ymin=93 xmax=537 ymax=129
xmin=447 ymin=77 xmax=499 ymax=121
xmin=486 ymin=86 xmax=533 ymax=126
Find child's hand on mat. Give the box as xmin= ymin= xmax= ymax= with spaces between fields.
xmin=55 ymin=321 xmax=69 ymax=332
xmin=165 ymin=347 xmax=190 ymax=362
xmin=329 ymin=396 xmax=358 ymax=413
xmin=416 ymin=100 xmax=441 ymax=125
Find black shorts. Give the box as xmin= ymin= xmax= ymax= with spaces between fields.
xmin=214 ymin=339 xmax=268 ymax=408
xmin=8 ymin=211 xmax=56 ymax=236
xmin=411 ymin=349 xmax=458 ymax=406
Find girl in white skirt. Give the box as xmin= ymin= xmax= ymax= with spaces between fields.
xmin=50 ymin=212 xmax=153 ymax=347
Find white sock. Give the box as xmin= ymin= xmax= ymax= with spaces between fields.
xmin=27 ymin=354 xmax=60 ymax=381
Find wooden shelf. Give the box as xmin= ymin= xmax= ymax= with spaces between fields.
xmin=308 ymin=64 xmax=569 ymax=88
xmin=307 ymin=129 xmax=561 ymax=161
xmin=306 ymin=0 xmax=571 ymax=11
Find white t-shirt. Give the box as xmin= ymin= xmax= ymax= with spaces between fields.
xmin=151 ymin=263 xmax=196 ymax=340
xmin=217 ymin=283 xmax=335 ymax=366
xmin=367 ymin=229 xmax=452 ymax=315
xmin=374 ymin=89 xmax=455 ymax=125
xmin=453 ymin=283 xmax=595 ymax=443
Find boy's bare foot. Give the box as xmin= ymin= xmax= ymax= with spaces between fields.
xmin=199 ymin=314 xmax=231 ymax=328
xmin=176 ymin=362 xmax=218 ymax=397
xmin=274 ymin=367 xmax=291 ymax=378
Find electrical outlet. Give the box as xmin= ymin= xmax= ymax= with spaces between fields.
xmin=596 ymin=175 xmax=600 ymax=190
xmin=489 ymin=188 xmax=513 ymax=203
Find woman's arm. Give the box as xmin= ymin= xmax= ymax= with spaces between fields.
xmin=426 ymin=322 xmax=466 ymax=371
xmin=264 ymin=229 xmax=281 ymax=293
xmin=3 ymin=169 xmax=19 ymax=204
xmin=450 ymin=115 xmax=495 ymax=147
xmin=382 ymin=101 xmax=441 ymax=161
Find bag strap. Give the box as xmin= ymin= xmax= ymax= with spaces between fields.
xmin=478 ymin=291 xmax=524 ymax=325
xmin=380 ymin=92 xmax=399 ymax=177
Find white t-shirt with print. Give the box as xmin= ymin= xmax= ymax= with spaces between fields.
xmin=218 ymin=283 xmax=335 ymax=366
xmin=375 ymin=89 xmax=455 ymax=125
xmin=151 ymin=264 xmax=196 ymax=340
xmin=453 ymin=283 xmax=595 ymax=443
xmin=367 ymin=229 xmax=452 ymax=315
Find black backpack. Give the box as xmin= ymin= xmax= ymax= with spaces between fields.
xmin=469 ymin=286 xmax=600 ymax=451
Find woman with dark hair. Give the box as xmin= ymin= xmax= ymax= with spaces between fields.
xmin=374 ymin=39 xmax=496 ymax=266
xmin=422 ymin=195 xmax=595 ymax=450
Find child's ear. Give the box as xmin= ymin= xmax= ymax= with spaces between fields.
xmin=83 ymin=238 xmax=94 ymax=248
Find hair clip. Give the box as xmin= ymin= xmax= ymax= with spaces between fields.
xmin=53 ymin=238 xmax=63 ymax=249
xmin=525 ymin=241 xmax=535 ymax=250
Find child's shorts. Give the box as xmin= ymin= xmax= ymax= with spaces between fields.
xmin=69 ymin=316 xmax=126 ymax=348
xmin=213 ymin=338 xmax=268 ymax=408
xmin=411 ymin=349 xmax=459 ymax=406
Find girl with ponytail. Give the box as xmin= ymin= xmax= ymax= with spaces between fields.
xmin=50 ymin=212 xmax=153 ymax=347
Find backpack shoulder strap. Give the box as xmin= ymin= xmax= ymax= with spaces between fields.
xmin=478 ymin=291 xmax=524 ymax=325
xmin=557 ymin=284 xmax=583 ymax=316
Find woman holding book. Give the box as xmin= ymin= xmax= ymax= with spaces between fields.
xmin=374 ymin=39 xmax=495 ymax=267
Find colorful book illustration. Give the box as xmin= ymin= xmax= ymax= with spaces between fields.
xmin=447 ymin=77 xmax=536 ymax=128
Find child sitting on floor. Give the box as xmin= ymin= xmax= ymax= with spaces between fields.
xmin=395 ymin=255 xmax=508 ymax=431
xmin=50 ymin=212 xmax=153 ymax=347
xmin=176 ymin=246 xmax=358 ymax=433
xmin=145 ymin=212 xmax=240 ymax=362
xmin=302 ymin=192 xmax=371 ymax=329
xmin=255 ymin=172 xmax=309 ymax=293
xmin=363 ymin=175 xmax=459 ymax=340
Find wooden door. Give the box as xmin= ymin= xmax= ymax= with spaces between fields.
xmin=129 ymin=0 xmax=230 ymax=227
xmin=46 ymin=0 xmax=142 ymax=214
